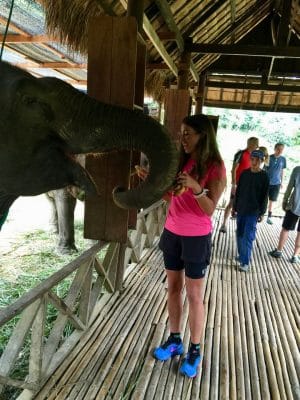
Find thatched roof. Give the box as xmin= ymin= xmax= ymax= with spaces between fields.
xmin=1 ymin=0 xmax=300 ymax=110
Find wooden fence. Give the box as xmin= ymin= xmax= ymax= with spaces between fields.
xmin=0 ymin=200 xmax=167 ymax=399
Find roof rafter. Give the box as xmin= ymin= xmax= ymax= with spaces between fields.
xmin=154 ymin=0 xmax=198 ymax=81
xmin=229 ymin=0 xmax=236 ymax=42
xmin=277 ymin=0 xmax=293 ymax=45
xmin=0 ymin=34 xmax=54 ymax=43
xmin=119 ymin=0 xmax=178 ymax=77
xmin=187 ymin=43 xmax=300 ymax=58
xmin=206 ymin=80 xmax=300 ymax=93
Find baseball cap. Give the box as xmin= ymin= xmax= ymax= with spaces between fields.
xmin=251 ymin=150 xmax=264 ymax=160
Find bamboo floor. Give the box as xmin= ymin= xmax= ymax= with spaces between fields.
xmin=36 ymin=209 xmax=300 ymax=400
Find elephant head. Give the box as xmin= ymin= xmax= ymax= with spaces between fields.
xmin=0 ymin=62 xmax=178 ymax=214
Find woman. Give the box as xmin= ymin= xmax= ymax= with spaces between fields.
xmin=153 ymin=114 xmax=226 ymax=378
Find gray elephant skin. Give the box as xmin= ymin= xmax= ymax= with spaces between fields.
xmin=46 ymin=187 xmax=79 ymax=254
xmin=0 ymin=62 xmax=178 ymax=221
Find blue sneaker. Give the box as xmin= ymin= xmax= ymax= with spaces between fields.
xmin=239 ymin=264 xmax=250 ymax=272
xmin=153 ymin=337 xmax=184 ymax=361
xmin=180 ymin=350 xmax=202 ymax=378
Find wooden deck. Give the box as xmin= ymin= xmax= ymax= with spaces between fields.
xmin=35 ymin=210 xmax=300 ymax=400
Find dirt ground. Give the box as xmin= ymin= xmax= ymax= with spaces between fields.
xmin=0 ymin=195 xmax=84 ymax=255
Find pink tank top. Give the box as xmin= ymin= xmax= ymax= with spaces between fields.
xmin=165 ymin=158 xmax=226 ymax=236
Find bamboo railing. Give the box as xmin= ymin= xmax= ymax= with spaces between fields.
xmin=0 ymin=200 xmax=167 ymax=399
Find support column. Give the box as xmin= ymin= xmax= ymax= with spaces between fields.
xmin=195 ymin=71 xmax=206 ymax=114
xmin=164 ymin=44 xmax=191 ymax=145
xmin=127 ymin=0 xmax=146 ymax=229
xmin=84 ymin=16 xmax=138 ymax=244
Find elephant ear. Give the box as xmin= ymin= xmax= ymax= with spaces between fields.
xmin=14 ymin=77 xmax=54 ymax=123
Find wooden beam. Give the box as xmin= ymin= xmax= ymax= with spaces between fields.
xmin=206 ymin=80 xmax=300 ymax=93
xmin=204 ymin=99 xmax=300 ymax=113
xmin=0 ymin=16 xmax=24 ymax=34
xmin=127 ymin=0 xmax=144 ymax=33
xmin=156 ymin=31 xmax=177 ymax=40
xmin=14 ymin=62 xmax=87 ymax=69
xmin=229 ymin=0 xmax=236 ymax=43
xmin=119 ymin=0 xmax=178 ymax=77
xmin=146 ymin=62 xmax=168 ymax=69
xmin=154 ymin=0 xmax=199 ymax=81
xmin=186 ymin=43 xmax=300 ymax=58
xmin=0 ymin=34 xmax=54 ymax=43
xmin=0 ymin=16 xmax=76 ymax=65
xmin=142 ymin=15 xmax=178 ymax=77
xmin=277 ymin=0 xmax=292 ymax=45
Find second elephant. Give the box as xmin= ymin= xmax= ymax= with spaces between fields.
xmin=46 ymin=187 xmax=78 ymax=255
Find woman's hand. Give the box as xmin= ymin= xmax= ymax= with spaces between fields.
xmin=177 ymin=171 xmax=201 ymax=193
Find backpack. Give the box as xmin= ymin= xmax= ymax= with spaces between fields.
xmin=233 ymin=149 xmax=245 ymax=165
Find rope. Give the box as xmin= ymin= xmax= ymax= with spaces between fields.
xmin=0 ymin=0 xmax=15 ymax=61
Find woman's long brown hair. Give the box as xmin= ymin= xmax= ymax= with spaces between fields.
xmin=178 ymin=114 xmax=223 ymax=180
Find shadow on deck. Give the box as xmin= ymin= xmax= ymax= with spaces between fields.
xmin=35 ymin=210 xmax=299 ymax=400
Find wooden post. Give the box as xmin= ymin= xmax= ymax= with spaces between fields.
xmin=195 ymin=71 xmax=207 ymax=114
xmin=127 ymin=0 xmax=144 ymax=33
xmin=164 ymin=89 xmax=190 ymax=145
xmin=177 ymin=50 xmax=191 ymax=90
xmin=163 ymin=38 xmax=192 ymax=143
xmin=84 ymin=16 xmax=138 ymax=244
xmin=127 ymin=0 xmax=146 ymax=230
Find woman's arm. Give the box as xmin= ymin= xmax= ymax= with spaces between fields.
xmin=194 ymin=177 xmax=226 ymax=216
xmin=177 ymin=171 xmax=226 ymax=216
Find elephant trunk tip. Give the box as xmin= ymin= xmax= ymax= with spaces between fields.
xmin=112 ymin=186 xmax=158 ymax=210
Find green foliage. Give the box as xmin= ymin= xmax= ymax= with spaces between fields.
xmin=205 ymin=107 xmax=300 ymax=147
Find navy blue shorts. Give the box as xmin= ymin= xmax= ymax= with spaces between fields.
xmin=159 ymin=228 xmax=211 ymax=279
xmin=282 ymin=210 xmax=300 ymax=232
xmin=269 ymin=184 xmax=281 ymax=201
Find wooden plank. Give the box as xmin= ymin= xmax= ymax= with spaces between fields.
xmin=0 ymin=34 xmax=53 ymax=43
xmin=41 ymin=262 xmax=92 ymax=375
xmin=85 ymin=16 xmax=138 ymax=243
xmin=47 ymin=291 xmax=86 ymax=331
xmin=186 ymin=43 xmax=300 ymax=58
xmin=27 ymin=297 xmax=46 ymax=386
xmin=78 ymin=263 xmax=93 ymax=325
xmin=0 ymin=300 xmax=41 ymax=391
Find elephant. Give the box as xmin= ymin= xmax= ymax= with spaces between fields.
xmin=0 ymin=62 xmax=178 ymax=226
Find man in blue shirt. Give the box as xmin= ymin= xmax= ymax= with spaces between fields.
xmin=265 ymin=143 xmax=286 ymax=224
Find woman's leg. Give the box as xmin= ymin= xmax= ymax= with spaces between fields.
xmin=166 ymin=270 xmax=185 ymax=333
xmin=185 ymin=276 xmax=206 ymax=344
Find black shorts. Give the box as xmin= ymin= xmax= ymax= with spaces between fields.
xmin=282 ymin=210 xmax=300 ymax=232
xmin=159 ymin=228 xmax=211 ymax=279
xmin=269 ymin=185 xmax=281 ymax=201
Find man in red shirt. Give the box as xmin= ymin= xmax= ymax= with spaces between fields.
xmin=220 ymin=137 xmax=259 ymax=233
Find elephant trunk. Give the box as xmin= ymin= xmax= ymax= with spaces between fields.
xmin=53 ymin=84 xmax=179 ymax=209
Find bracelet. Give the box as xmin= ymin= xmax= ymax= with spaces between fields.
xmin=193 ymin=188 xmax=209 ymax=199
